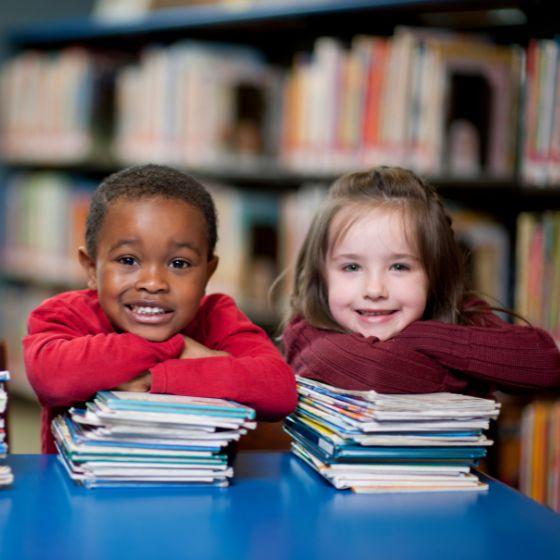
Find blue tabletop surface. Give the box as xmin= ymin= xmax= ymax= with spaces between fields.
xmin=1 ymin=453 xmax=559 ymax=560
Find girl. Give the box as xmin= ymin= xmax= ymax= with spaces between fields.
xmin=283 ymin=166 xmax=560 ymax=396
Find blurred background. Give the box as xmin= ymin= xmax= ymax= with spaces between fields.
xmin=0 ymin=0 xmax=558 ymax=509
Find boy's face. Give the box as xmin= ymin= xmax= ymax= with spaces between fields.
xmin=79 ymin=196 xmax=218 ymax=342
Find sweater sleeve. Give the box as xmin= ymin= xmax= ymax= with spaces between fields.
xmin=397 ymin=318 xmax=560 ymax=392
xmin=23 ymin=296 xmax=184 ymax=407
xmin=283 ymin=317 xmax=451 ymax=393
xmin=150 ymin=295 xmax=297 ymax=420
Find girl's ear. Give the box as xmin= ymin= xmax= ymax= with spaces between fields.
xmin=78 ymin=247 xmax=97 ymax=290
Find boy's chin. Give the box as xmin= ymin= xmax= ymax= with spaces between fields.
xmin=122 ymin=325 xmax=180 ymax=342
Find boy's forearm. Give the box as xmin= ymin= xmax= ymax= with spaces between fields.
xmin=23 ymin=331 xmax=183 ymax=407
xmin=150 ymin=354 xmax=298 ymax=420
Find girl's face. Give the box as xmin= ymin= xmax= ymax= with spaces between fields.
xmin=325 ymin=206 xmax=429 ymax=341
xmin=79 ymin=196 xmax=217 ymax=342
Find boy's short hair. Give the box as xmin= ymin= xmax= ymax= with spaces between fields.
xmin=85 ymin=164 xmax=218 ymax=259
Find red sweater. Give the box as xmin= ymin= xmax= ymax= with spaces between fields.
xmin=283 ymin=309 xmax=560 ymax=397
xmin=24 ymin=290 xmax=297 ymax=453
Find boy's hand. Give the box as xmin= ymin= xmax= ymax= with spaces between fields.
xmin=114 ymin=371 xmax=152 ymax=392
xmin=180 ymin=336 xmax=229 ymax=360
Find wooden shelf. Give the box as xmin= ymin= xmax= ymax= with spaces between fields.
xmin=6 ymin=0 xmax=534 ymax=49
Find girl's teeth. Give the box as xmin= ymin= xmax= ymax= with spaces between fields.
xmin=360 ymin=311 xmax=389 ymax=316
xmin=132 ymin=306 xmax=165 ymax=315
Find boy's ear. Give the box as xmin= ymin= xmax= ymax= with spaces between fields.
xmin=205 ymin=256 xmax=219 ymax=284
xmin=78 ymin=247 xmax=98 ymax=290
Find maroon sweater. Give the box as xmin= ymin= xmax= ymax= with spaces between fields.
xmin=283 ymin=308 xmax=560 ymax=397
xmin=24 ymin=290 xmax=297 ymax=453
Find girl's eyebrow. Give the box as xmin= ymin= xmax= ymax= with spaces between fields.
xmin=331 ymin=251 xmax=421 ymax=262
xmin=330 ymin=252 xmax=363 ymax=260
xmin=391 ymin=253 xmax=420 ymax=261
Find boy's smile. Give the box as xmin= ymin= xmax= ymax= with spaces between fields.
xmin=79 ymin=196 xmax=218 ymax=342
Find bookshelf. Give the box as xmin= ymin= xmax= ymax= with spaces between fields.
xmin=0 ymin=0 xmax=559 ymax=496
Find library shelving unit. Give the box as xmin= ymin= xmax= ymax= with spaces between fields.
xmin=0 ymin=0 xmax=559 ymax=501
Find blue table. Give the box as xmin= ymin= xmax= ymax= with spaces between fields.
xmin=1 ymin=453 xmax=559 ymax=560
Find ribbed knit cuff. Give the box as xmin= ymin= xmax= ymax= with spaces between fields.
xmin=150 ymin=363 xmax=167 ymax=394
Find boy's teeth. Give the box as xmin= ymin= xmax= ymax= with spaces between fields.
xmin=132 ymin=306 xmax=165 ymax=315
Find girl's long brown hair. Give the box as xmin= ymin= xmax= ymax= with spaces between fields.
xmin=289 ymin=166 xmax=469 ymax=330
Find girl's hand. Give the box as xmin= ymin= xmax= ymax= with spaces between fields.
xmin=114 ymin=371 xmax=152 ymax=392
xmin=180 ymin=336 xmax=229 ymax=360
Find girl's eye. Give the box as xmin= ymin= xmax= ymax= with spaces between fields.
xmin=390 ymin=263 xmax=410 ymax=272
xmin=342 ymin=263 xmax=361 ymax=272
xmin=170 ymin=259 xmax=191 ymax=270
xmin=117 ymin=256 xmax=136 ymax=266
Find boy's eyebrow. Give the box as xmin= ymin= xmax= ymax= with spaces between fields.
xmin=169 ymin=240 xmax=203 ymax=257
xmin=108 ymin=238 xmax=202 ymax=257
xmin=109 ymin=238 xmax=139 ymax=251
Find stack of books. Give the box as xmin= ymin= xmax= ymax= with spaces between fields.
xmin=53 ymin=391 xmax=256 ymax=488
xmin=0 ymin=370 xmax=14 ymax=487
xmin=285 ymin=377 xmax=500 ymax=493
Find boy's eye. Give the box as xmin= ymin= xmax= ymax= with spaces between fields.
xmin=390 ymin=263 xmax=411 ymax=272
xmin=117 ymin=256 xmax=137 ymax=266
xmin=170 ymin=259 xmax=191 ymax=269
xmin=342 ymin=263 xmax=361 ymax=272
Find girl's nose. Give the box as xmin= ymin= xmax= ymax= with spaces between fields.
xmin=363 ymin=274 xmax=388 ymax=300
xmin=135 ymin=265 xmax=169 ymax=293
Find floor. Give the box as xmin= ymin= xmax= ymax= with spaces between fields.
xmin=6 ymin=396 xmax=41 ymax=453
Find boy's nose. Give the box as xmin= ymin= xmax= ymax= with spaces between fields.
xmin=135 ymin=265 xmax=169 ymax=293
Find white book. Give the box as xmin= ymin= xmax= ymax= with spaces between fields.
xmin=351 ymin=481 xmax=488 ymax=493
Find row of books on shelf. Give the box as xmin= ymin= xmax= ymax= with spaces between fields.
xmin=519 ymin=399 xmax=560 ymax=512
xmin=522 ymin=39 xmax=560 ymax=187
xmin=2 ymin=173 xmax=93 ymax=284
xmin=114 ymin=43 xmax=280 ymax=167
xmin=515 ymin=211 xmax=560 ymax=340
xmin=1 ymin=30 xmax=559 ymax=184
xmin=281 ymin=29 xmax=519 ymax=178
xmin=0 ymin=370 xmax=14 ymax=487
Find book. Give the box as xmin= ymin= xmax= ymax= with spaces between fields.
xmin=285 ymin=377 xmax=499 ymax=493
xmin=54 ymin=390 xmax=256 ymax=488
xmin=95 ymin=391 xmax=256 ymax=419
xmin=0 ymin=371 xmax=13 ymax=486
xmin=292 ymin=441 xmax=487 ymax=492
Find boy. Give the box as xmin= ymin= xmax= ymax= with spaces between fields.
xmin=24 ymin=164 xmax=297 ymax=453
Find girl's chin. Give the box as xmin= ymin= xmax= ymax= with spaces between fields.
xmin=354 ymin=324 xmax=399 ymax=341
